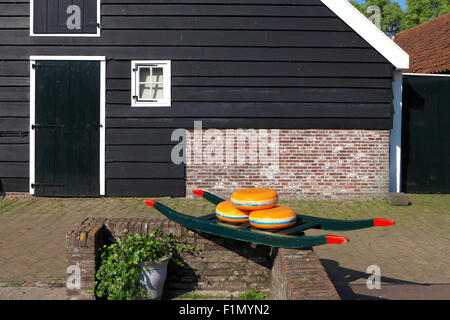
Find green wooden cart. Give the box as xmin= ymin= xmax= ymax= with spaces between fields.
xmin=145 ymin=190 xmax=395 ymax=249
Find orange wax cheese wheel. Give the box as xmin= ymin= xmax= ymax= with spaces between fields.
xmin=230 ymin=188 xmax=278 ymax=210
xmin=215 ymin=200 xmax=250 ymax=223
xmin=249 ymin=206 xmax=297 ymax=230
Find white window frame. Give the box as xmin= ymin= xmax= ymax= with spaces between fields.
xmin=29 ymin=0 xmax=101 ymax=37
xmin=131 ymin=60 xmax=172 ymax=107
xmin=29 ymin=55 xmax=106 ymax=196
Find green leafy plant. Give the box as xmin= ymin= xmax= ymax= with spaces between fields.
xmin=94 ymin=227 xmax=194 ymax=300
xmin=238 ymin=289 xmax=268 ymax=300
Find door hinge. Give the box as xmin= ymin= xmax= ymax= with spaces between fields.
xmin=32 ymin=124 xmax=64 ymax=129
xmin=31 ymin=183 xmax=64 ymax=188
xmin=87 ymin=124 xmax=103 ymax=128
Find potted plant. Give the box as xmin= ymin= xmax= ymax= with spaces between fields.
xmin=94 ymin=226 xmax=194 ymax=300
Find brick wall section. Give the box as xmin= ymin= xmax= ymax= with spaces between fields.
xmin=271 ymin=248 xmax=339 ymax=300
xmin=186 ymin=129 xmax=390 ymax=200
xmin=66 ymin=217 xmax=340 ymax=300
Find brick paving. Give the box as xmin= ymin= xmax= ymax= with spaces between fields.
xmin=0 ymin=193 xmax=448 ymax=290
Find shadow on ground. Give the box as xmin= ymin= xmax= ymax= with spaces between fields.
xmin=320 ymin=259 xmax=429 ymax=300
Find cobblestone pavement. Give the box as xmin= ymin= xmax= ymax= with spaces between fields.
xmin=0 ymin=193 xmax=448 ymax=297
xmin=0 ymin=287 xmax=66 ymax=300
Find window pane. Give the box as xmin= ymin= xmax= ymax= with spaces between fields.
xmin=139 ymin=67 xmax=151 ymax=83
xmin=152 ymin=84 xmax=164 ymax=99
xmin=139 ymin=84 xmax=152 ymax=100
xmin=152 ymin=67 xmax=164 ymax=83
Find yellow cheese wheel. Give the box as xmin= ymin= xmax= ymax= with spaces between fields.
xmin=249 ymin=206 xmax=297 ymax=230
xmin=230 ymin=188 xmax=278 ymax=210
xmin=215 ymin=200 xmax=250 ymax=223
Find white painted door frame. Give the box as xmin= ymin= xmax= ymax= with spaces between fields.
xmin=29 ymin=55 xmax=106 ymax=196
xmin=390 ymin=70 xmax=403 ymax=193
xmin=390 ymin=72 xmax=450 ymax=192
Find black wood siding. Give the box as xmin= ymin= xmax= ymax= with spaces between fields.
xmin=0 ymin=0 xmax=394 ymax=195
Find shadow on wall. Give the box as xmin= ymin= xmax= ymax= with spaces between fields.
xmin=0 ymin=180 xmax=4 ymax=198
xmin=320 ymin=259 xmax=429 ymax=300
xmin=197 ymin=230 xmax=275 ymax=268
xmin=164 ymin=230 xmax=273 ymax=296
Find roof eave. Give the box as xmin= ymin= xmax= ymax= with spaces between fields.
xmin=321 ymin=0 xmax=409 ymax=70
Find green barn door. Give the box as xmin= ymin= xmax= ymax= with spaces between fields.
xmin=402 ymin=76 xmax=450 ymax=193
xmin=34 ymin=60 xmax=100 ymax=197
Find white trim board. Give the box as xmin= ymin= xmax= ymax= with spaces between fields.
xmin=29 ymin=0 xmax=101 ymax=37
xmin=389 ymin=70 xmax=403 ymax=193
xmin=320 ymin=0 xmax=409 ymax=70
xmin=29 ymin=56 xmax=106 ymax=196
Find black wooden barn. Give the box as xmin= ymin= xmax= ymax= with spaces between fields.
xmin=0 ymin=0 xmax=409 ymax=198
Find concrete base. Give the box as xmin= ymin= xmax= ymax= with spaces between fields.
xmin=386 ymin=192 xmax=410 ymax=206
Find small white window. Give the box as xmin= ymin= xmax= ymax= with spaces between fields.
xmin=131 ymin=60 xmax=171 ymax=107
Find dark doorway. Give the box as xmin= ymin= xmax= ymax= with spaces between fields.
xmin=33 ymin=60 xmax=101 ymax=197
xmin=402 ymin=75 xmax=450 ymax=193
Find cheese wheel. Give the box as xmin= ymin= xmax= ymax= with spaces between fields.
xmin=215 ymin=200 xmax=250 ymax=223
xmin=249 ymin=206 xmax=297 ymax=230
xmin=230 ymin=188 xmax=278 ymax=210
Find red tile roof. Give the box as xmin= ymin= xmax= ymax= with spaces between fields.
xmin=394 ymin=13 xmax=450 ymax=74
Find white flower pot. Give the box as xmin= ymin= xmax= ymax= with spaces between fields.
xmin=138 ymin=257 xmax=170 ymax=300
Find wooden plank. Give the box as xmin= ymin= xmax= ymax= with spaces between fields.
xmin=106 ymin=102 xmax=393 ymax=119
xmin=0 ymin=87 xmax=29 ymax=102
xmin=106 ymin=162 xmax=185 ymax=179
xmin=0 ymin=17 xmax=29 ymax=29
xmin=0 ymin=61 xmax=28 ymax=77
xmin=106 ymin=178 xmax=185 ymax=197
xmin=102 ymin=0 xmax=322 ymax=4
xmin=0 ymin=134 xmax=29 ymax=144
xmin=0 ymin=47 xmax=387 ymax=63
xmin=106 ymin=128 xmax=178 ymax=145
xmin=275 ymin=220 xmax=322 ymax=235
xmin=107 ymin=77 xmax=392 ymax=91
xmin=0 ymin=144 xmax=28 ymax=162
xmin=106 ymin=145 xmax=174 ymax=162
xmin=107 ymin=61 xmax=392 ymax=78
xmin=0 ymin=4 xmax=29 ymax=15
xmin=0 ymin=30 xmax=371 ymax=48
xmin=0 ymin=178 xmax=28 ymax=192
xmin=0 ymin=102 xmax=29 ymax=117
xmin=107 ymin=87 xmax=393 ymax=104
xmin=0 ymin=162 xmax=28 ymax=177
xmin=199 ymin=214 xmax=217 ymax=221
xmin=0 ymin=117 xmax=29 ymax=131
xmin=106 ymin=117 xmax=393 ymax=130
xmin=101 ymin=4 xmax=334 ymax=17
xmin=101 ymin=16 xmax=351 ymax=31
xmin=0 ymin=77 xmax=29 ymax=86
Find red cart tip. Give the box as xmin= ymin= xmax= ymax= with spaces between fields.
xmin=144 ymin=200 xmax=156 ymax=207
xmin=373 ymin=218 xmax=395 ymax=227
xmin=193 ymin=190 xmax=204 ymax=197
xmin=326 ymin=235 xmax=350 ymax=244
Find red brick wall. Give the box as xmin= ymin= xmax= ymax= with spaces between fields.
xmin=186 ymin=129 xmax=390 ymax=199
xmin=271 ymin=248 xmax=339 ymax=300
